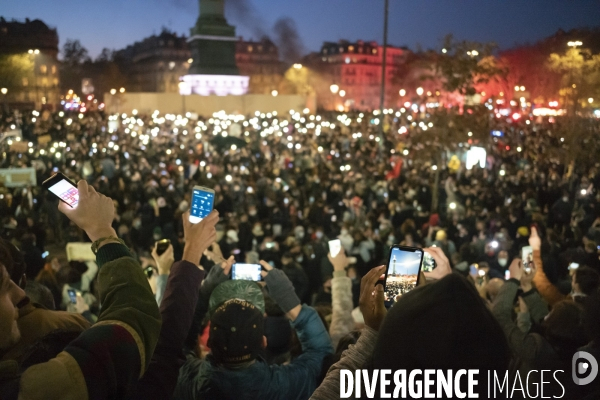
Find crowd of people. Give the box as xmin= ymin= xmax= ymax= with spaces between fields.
xmin=0 ymin=104 xmax=599 ymax=399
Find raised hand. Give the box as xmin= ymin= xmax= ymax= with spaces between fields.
xmin=529 ymin=227 xmax=541 ymax=251
xmin=58 ymin=180 xmax=116 ymax=242
xmin=182 ymin=210 xmax=219 ymax=266
xmin=423 ymin=247 xmax=452 ymax=281
xmin=359 ymin=265 xmax=387 ymax=331
xmin=151 ymin=242 xmax=175 ymax=275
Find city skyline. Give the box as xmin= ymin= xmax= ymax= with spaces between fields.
xmin=3 ymin=0 xmax=600 ymax=59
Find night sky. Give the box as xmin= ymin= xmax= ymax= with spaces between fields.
xmin=4 ymin=0 xmax=600 ymax=58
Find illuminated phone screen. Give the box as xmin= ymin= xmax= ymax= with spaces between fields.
xmin=49 ymin=180 xmax=79 ymax=207
xmin=189 ymin=187 xmax=215 ymax=223
xmin=384 ymin=247 xmax=423 ymax=305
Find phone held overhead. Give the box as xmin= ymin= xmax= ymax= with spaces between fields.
xmin=382 ymin=245 xmax=424 ymax=308
xmin=42 ymin=172 xmax=79 ymax=208
xmin=189 ymin=186 xmax=215 ymax=224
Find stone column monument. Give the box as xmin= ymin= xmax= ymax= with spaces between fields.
xmin=180 ymin=0 xmax=249 ymax=95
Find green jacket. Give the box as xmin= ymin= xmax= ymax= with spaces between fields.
xmin=0 ymin=243 xmax=161 ymax=400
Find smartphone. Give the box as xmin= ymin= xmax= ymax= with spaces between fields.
xmin=41 ymin=251 xmax=49 ymax=259
xmin=189 ymin=186 xmax=215 ymax=224
xmin=328 ymin=239 xmax=342 ymax=257
xmin=521 ymin=246 xmax=533 ymax=269
xmin=232 ymin=263 xmax=262 ymax=281
xmin=67 ymin=289 xmax=77 ymax=305
xmin=504 ymin=270 xmax=511 ymax=280
xmin=156 ymin=239 xmax=171 ymax=256
xmin=568 ymin=262 xmax=579 ymax=270
xmin=421 ymin=252 xmax=436 ymax=272
xmin=42 ymin=173 xmax=79 ymax=208
xmin=265 ymin=241 xmax=276 ymax=249
xmin=469 ymin=264 xmax=479 ymax=278
xmin=382 ymin=245 xmax=423 ymax=307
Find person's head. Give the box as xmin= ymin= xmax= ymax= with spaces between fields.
xmin=370 ymin=274 xmax=510 ymax=396
xmin=0 ymin=238 xmax=26 ymax=288
xmin=497 ymin=250 xmax=509 ymax=268
xmin=25 ymin=281 xmax=55 ymax=310
xmin=435 ymin=229 xmax=447 ymax=242
xmin=208 ymin=299 xmax=266 ymax=366
xmin=0 ymin=264 xmax=26 ymax=350
xmin=542 ymin=300 xmax=587 ymax=353
xmin=572 ymin=266 xmax=600 ymax=296
xmin=281 ymin=252 xmax=293 ymax=266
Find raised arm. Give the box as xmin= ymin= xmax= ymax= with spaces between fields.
xmin=19 ymin=180 xmax=161 ymax=400
xmin=261 ymin=261 xmax=334 ymax=399
xmin=328 ymin=249 xmax=355 ymax=349
xmin=529 ymin=227 xmax=565 ymax=306
xmin=311 ymin=265 xmax=386 ymax=400
xmin=132 ymin=210 xmax=219 ymax=400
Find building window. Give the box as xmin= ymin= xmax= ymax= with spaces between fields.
xmin=339 ymin=47 xmax=344 ymax=53
xmin=248 ymin=45 xmax=253 ymax=52
xmin=40 ymin=65 xmax=47 ymax=74
xmin=169 ymin=61 xmax=175 ymax=70
xmin=51 ymin=65 xmax=56 ymax=74
xmin=349 ymin=45 xmax=354 ymax=53
xmin=22 ymin=77 xmax=28 ymax=86
xmin=372 ymin=49 xmax=377 ymax=54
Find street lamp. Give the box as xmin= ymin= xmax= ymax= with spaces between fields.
xmin=399 ymin=89 xmax=406 ymax=96
xmin=119 ymin=87 xmax=126 ymax=93
xmin=339 ymin=90 xmax=346 ymax=97
xmin=416 ymin=87 xmax=424 ymax=96
xmin=589 ymin=98 xmax=594 ymax=104
xmin=568 ymin=41 xmax=583 ymax=48
xmin=271 ymin=90 xmax=278 ymax=97
xmin=293 ymin=63 xmax=302 ymax=70
xmin=330 ymin=84 xmax=339 ymax=94
xmin=110 ymin=88 xmax=117 ymax=95
xmin=1 ymin=88 xmax=7 ymax=112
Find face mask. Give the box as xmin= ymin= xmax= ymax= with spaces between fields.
xmin=296 ymin=256 xmax=304 ymax=263
xmin=315 ymin=231 xmax=323 ymax=239
xmin=498 ymin=258 xmax=508 ymax=267
xmin=252 ymin=227 xmax=263 ymax=236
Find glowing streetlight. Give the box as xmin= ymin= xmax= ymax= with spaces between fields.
xmin=1 ymin=88 xmax=7 ymax=95
xmin=520 ymin=86 xmax=525 ymax=91
xmin=339 ymin=90 xmax=346 ymax=97
xmin=188 ymin=58 xmax=193 ymax=64
xmin=110 ymin=89 xmax=117 ymax=95
xmin=568 ymin=41 xmax=583 ymax=48
xmin=330 ymin=84 xmax=339 ymax=94
xmin=416 ymin=87 xmax=424 ymax=96
xmin=293 ymin=63 xmax=302 ymax=69
xmin=442 ymin=48 xmax=447 ymax=53
xmin=271 ymin=90 xmax=278 ymax=97
xmin=399 ymin=89 xmax=406 ymax=96
xmin=449 ymin=202 xmax=457 ymax=210
xmin=471 ymin=50 xmax=479 ymax=56
xmin=119 ymin=87 xmax=126 ymax=93
xmin=514 ymin=86 xmax=520 ymax=92
xmin=588 ymin=98 xmax=594 ymax=104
